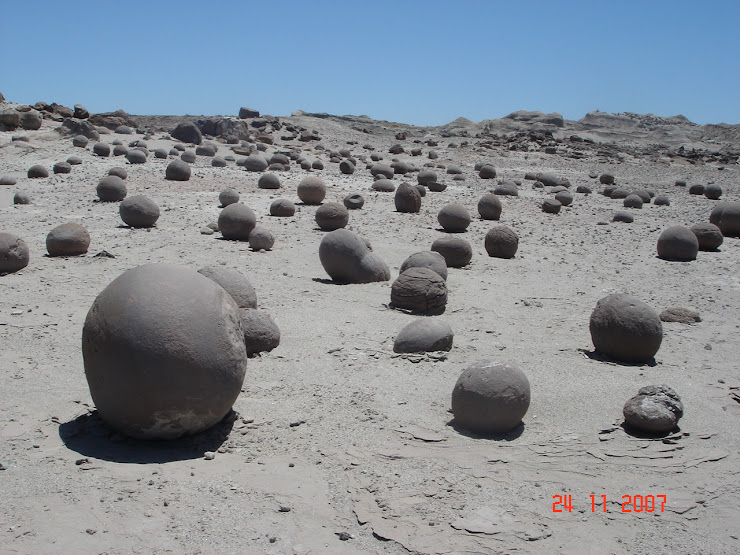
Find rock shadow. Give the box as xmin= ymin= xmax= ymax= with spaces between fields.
xmin=582 ymin=349 xmax=658 ymax=367
xmin=446 ymin=419 xmax=525 ymax=441
xmin=58 ymin=410 xmax=237 ymax=464
xmin=620 ymin=421 xmax=682 ymax=439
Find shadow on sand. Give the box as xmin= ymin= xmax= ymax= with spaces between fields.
xmin=446 ymin=419 xmax=525 ymax=441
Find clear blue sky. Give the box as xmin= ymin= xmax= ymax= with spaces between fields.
xmin=1 ymin=0 xmax=738 ymax=125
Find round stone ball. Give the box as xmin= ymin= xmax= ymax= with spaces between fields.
xmin=688 ymin=184 xmax=704 ymax=195
xmin=198 ymin=266 xmax=257 ymax=309
xmin=451 ymin=360 xmax=530 ymax=434
xmin=416 ymin=184 xmax=427 ymax=197
xmin=67 ymin=156 xmax=83 ymax=165
xmin=576 ymin=185 xmax=592 ymax=194
xmin=343 ymin=193 xmax=365 ymax=210
xmin=93 ymin=142 xmax=111 ymax=157
xmin=653 ymin=195 xmax=670 ymax=206
xmin=53 ymin=161 xmax=72 ymax=174
xmin=370 ymin=163 xmax=394 ymax=179
xmin=13 ymin=191 xmax=31 ymax=205
xmin=657 ymin=225 xmax=699 ymax=261
xmin=542 ymin=198 xmax=562 ymax=214
xmin=239 ymin=309 xmax=280 ymax=356
xmin=484 ymin=226 xmax=519 ymax=258
xmin=96 ymin=175 xmax=127 ymax=202
xmin=716 ymin=201 xmax=740 ymax=236
xmin=219 ymin=188 xmax=240 ymax=207
xmin=623 ymin=194 xmax=644 ymax=208
xmin=46 ymin=223 xmax=90 ymax=256
xmin=589 ymin=293 xmax=663 ymax=362
xmin=610 ymin=188 xmax=630 ymax=199
xmin=108 ymin=167 xmax=127 ymax=179
xmin=258 ymin=173 xmax=281 ymax=189
xmin=431 ymin=236 xmax=472 ymax=268
xmin=613 ymin=210 xmax=634 ymax=223
xmin=0 ymin=175 xmax=17 ymax=185
xmin=180 ymin=151 xmax=196 ymax=163
xmin=319 ymin=229 xmax=390 ymax=284
xmin=211 ymin=156 xmax=227 ymax=167
xmin=494 ymin=181 xmax=518 ymax=196
xmin=554 ymin=190 xmax=573 ymax=206
xmin=478 ymin=165 xmax=497 ymax=179
xmin=297 ymin=176 xmax=326 ymax=204
xmin=27 ymin=164 xmax=49 ymax=178
xmin=0 ymin=233 xmax=30 ymax=273
xmin=438 ymin=204 xmax=471 ymax=232
xmin=477 ymin=194 xmax=502 ymax=220
xmin=339 ymin=160 xmax=355 ymax=175
xmin=390 ymin=267 xmax=447 ymax=315
xmin=269 ymin=199 xmax=296 ymax=217
xmin=690 ymin=222 xmax=723 ymax=251
xmin=623 ymin=385 xmax=683 ymax=433
xmin=400 ymin=251 xmax=448 ymax=281
xmin=395 ymin=182 xmax=422 ymax=213
xmin=218 ymin=203 xmax=256 ymax=240
xmin=393 ymin=318 xmax=453 ymax=353
xmin=417 ymin=169 xmax=437 ymax=185
xmin=704 ymin=184 xmax=722 ymax=200
xmin=113 ymin=145 xmax=128 ymax=157
xmin=315 ymin=202 xmax=349 ymax=231
xmin=244 ymin=154 xmax=268 ymax=172
xmin=73 ymin=135 xmax=89 ymax=148
xmin=371 ymin=178 xmax=396 ymax=192
xmin=165 ymin=159 xmax=191 ymax=181
xmin=82 ymin=263 xmax=247 ymax=440
xmin=126 ymin=149 xmax=147 ymax=164
xmin=154 ymin=149 xmax=168 ymax=159
xmin=195 ymin=143 xmax=217 ymax=157
xmin=428 ymin=181 xmax=447 ymax=192
xmin=599 ymin=173 xmax=615 ymax=185
xmin=249 ymin=226 xmax=275 ymax=251
xmin=119 ymin=195 xmax=160 ymax=228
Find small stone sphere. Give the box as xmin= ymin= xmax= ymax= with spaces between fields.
xmin=690 ymin=222 xmax=723 ymax=251
xmin=0 ymin=233 xmax=30 ymax=273
xmin=657 ymin=226 xmax=699 ymax=261
xmin=46 ymin=223 xmax=90 ymax=256
xmin=370 ymin=163 xmax=394 ymax=179
xmin=431 ymin=236 xmax=472 ymax=268
xmin=438 ymin=203 xmax=471 ymax=232
xmin=371 ymin=178 xmax=396 ymax=192
xmin=477 ymin=194 xmax=502 ymax=220
xmin=195 ymin=143 xmax=217 ymax=157
xmin=198 ymin=266 xmax=257 ymax=309
xmin=451 ymin=360 xmax=530 ymax=434
xmin=211 ymin=156 xmax=227 ymax=167
xmin=484 ymin=226 xmax=519 ymax=259
xmin=119 ymin=195 xmax=160 ymax=228
xmin=218 ymin=203 xmax=256 ymax=240
xmin=536 ymin=173 xmax=559 ymax=187
xmin=27 ymin=164 xmax=49 ymax=178
xmin=589 ymin=293 xmax=663 ymax=362
xmin=154 ymin=149 xmax=168 ymax=159
xmin=576 ymin=185 xmax=592 ymax=194
xmin=395 ymin=182 xmax=422 ymax=213
xmin=478 ymin=165 xmax=497 ymax=179
xmin=180 ymin=151 xmax=196 ymax=163
xmin=339 ymin=160 xmax=355 ymax=175
xmin=53 ymin=161 xmax=72 ymax=174
xmin=112 ymin=145 xmax=128 ymax=157
xmin=72 ymin=135 xmax=89 ymax=147
xmin=601 ymin=185 xmax=615 ymax=197
xmin=417 ymin=169 xmax=437 ymax=185
xmin=613 ymin=211 xmax=634 ymax=223
xmin=165 ymin=159 xmax=191 ymax=181
xmin=704 ymin=184 xmax=722 ymax=200
xmin=93 ymin=142 xmax=111 ymax=157
xmin=599 ymin=173 xmax=615 ymax=185
xmin=494 ymin=180 xmax=518 ymax=196
xmin=96 ymin=175 xmax=127 ymax=202
xmin=400 ymin=251 xmax=448 ymax=281
xmin=126 ymin=149 xmax=147 ymax=164
xmin=240 ymin=309 xmax=280 ymax=356
xmin=67 ymin=156 xmax=83 ymax=165
xmin=554 ymin=191 xmax=573 ymax=206
xmin=416 ymin=184 xmax=427 ymax=197
xmin=0 ymin=175 xmax=17 ymax=185
xmin=623 ymin=385 xmax=683 ymax=433
xmin=716 ymin=201 xmax=740 ymax=236
xmin=13 ymin=191 xmax=31 ymax=205
xmin=390 ymin=267 xmax=447 ymax=315
xmin=610 ymin=188 xmax=630 ymax=199
xmin=219 ymin=188 xmax=240 ymax=207
xmin=269 ymin=199 xmax=295 ymax=217
xmin=393 ymin=318 xmax=454 ymax=354
xmin=675 ymin=179 xmax=687 ymax=187
xmin=427 ymin=181 xmax=447 ymax=192
xmin=297 ymin=176 xmax=326 ymax=204
xmin=108 ymin=167 xmax=127 ymax=179
xmin=311 ymin=159 xmax=324 ymax=170
xmin=542 ymin=198 xmax=562 ymax=214
xmin=315 ymin=202 xmax=349 ymax=231
xmin=688 ymin=184 xmax=704 ymax=195
xmin=248 ymin=226 xmax=275 ymax=251
xmin=653 ymin=195 xmax=670 ymax=206
xmin=623 ymin=194 xmax=644 ymax=208
xmin=343 ymin=193 xmax=365 ymax=210
xmin=258 ymin=173 xmax=281 ymax=189
xmin=82 ymin=263 xmax=248 ymax=439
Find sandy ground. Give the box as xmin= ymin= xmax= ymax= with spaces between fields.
xmin=0 ymin=113 xmax=739 ymax=554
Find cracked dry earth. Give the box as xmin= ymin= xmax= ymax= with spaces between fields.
xmin=0 ymin=113 xmax=739 ymax=554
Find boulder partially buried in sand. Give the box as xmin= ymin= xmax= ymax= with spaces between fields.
xmin=318 ymin=229 xmax=390 ymax=284
xmin=623 ymin=385 xmax=683 ymax=433
xmin=393 ymin=318 xmax=453 ymax=353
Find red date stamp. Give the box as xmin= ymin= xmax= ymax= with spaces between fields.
xmin=552 ymin=494 xmax=667 ymax=513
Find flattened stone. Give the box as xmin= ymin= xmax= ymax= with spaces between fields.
xmin=659 ymin=307 xmax=701 ymax=324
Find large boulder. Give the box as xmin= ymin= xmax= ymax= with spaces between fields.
xmin=19 ymin=110 xmax=42 ymax=130
xmin=171 ymin=122 xmax=203 ymax=145
xmin=656 ymin=226 xmax=699 ymax=261
xmin=431 ymin=236 xmax=472 ymax=268
xmin=46 ymin=223 xmax=90 ymax=256
xmin=0 ymin=233 xmax=30 ymax=273
xmin=297 ymin=176 xmax=326 ymax=204
xmin=319 ymin=229 xmax=390 ymax=284
xmin=82 ymin=263 xmax=247 ymax=439
xmin=390 ymin=267 xmax=447 ymax=315
xmin=715 ymin=201 xmax=740 ymax=237
xmin=484 ymin=226 xmax=519 ymax=258
xmin=394 ymin=182 xmax=421 ymax=213
xmin=120 ymin=195 xmax=160 ymax=228
xmin=239 ymin=107 xmax=260 ymax=119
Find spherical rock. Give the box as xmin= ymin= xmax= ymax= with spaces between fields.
xmin=427 ymin=181 xmax=447 ymax=192
xmin=67 ymin=155 xmax=83 ymax=165
xmin=108 ymin=167 xmax=127 ymax=180
xmin=657 ymin=226 xmax=699 ymax=261
xmin=599 ymin=173 xmax=615 ymax=185
xmin=416 ymin=184 xmax=427 ymax=197
xmin=196 ymin=143 xmax=217 ymax=157
xmin=484 ymin=226 xmax=519 ymax=259
xmin=96 ymin=175 xmax=127 ymax=202
xmin=537 ymin=172 xmax=560 ymax=187
xmin=0 ymin=175 xmax=17 ymax=185
xmin=542 ymin=198 xmax=562 ymax=214
xmin=0 ymin=233 xmax=30 ymax=273
xmin=394 ymin=182 xmax=422 ymax=213
xmin=19 ymin=110 xmax=42 ymax=130
xmin=438 ymin=204 xmax=471 ymax=232
xmin=576 ymin=185 xmax=592 ymax=194
xmin=659 ymin=307 xmax=701 ymax=324
xmin=72 ymin=135 xmax=89 ymax=148
xmin=390 ymin=267 xmax=447 ymax=315
xmin=319 ymin=229 xmax=390 ymax=284
xmin=704 ymin=184 xmax=722 ymax=200
xmin=315 ymin=202 xmax=349 ymax=231
xmin=165 ymin=159 xmax=191 ymax=181
xmin=119 ymin=195 xmax=160 ymax=228
xmin=716 ymin=201 xmax=740 ymax=236
xmin=417 ymin=169 xmax=437 ymax=185
xmin=343 ymin=193 xmax=364 ymax=210
xmin=113 ymin=145 xmax=128 ymax=157
xmin=613 ymin=211 xmax=634 ymax=223
xmin=297 ymin=176 xmax=326 ymax=204
xmin=653 ymin=195 xmax=670 ymax=206
xmin=13 ymin=191 xmax=31 ymax=205
xmin=478 ymin=165 xmax=497 ymax=179
xmin=370 ymin=163 xmax=394 ymax=179
xmin=339 ymin=160 xmax=355 ymax=175
xmin=494 ymin=180 xmax=518 ymax=196
xmin=589 ymin=293 xmax=663 ymax=362
xmin=53 ymin=161 xmax=72 ymax=174
xmin=171 ymin=122 xmax=202 ymax=145
xmin=211 ymin=156 xmax=227 ymax=167
xmin=27 ymin=164 xmax=49 ymax=178
xmin=249 ymin=226 xmax=275 ymax=251
xmin=82 ymin=263 xmax=247 ymax=439
xmin=218 ymin=203 xmax=256 ymax=240
xmin=258 ymin=173 xmax=281 ymax=189
xmin=690 ymin=222 xmax=723 ymax=251
xmin=431 ymin=236 xmax=472 ymax=268
xmin=198 ymin=266 xmax=257 ymax=309
xmin=393 ymin=318 xmax=453 ymax=353
xmin=631 ymin=189 xmax=651 ymax=203
xmin=180 ymin=150 xmax=196 ymax=163
xmin=269 ymin=199 xmax=295 ymax=217
xmin=93 ymin=142 xmax=111 ymax=157
xmin=371 ymin=178 xmax=395 ymax=192
xmin=244 ymin=154 xmax=268 ymax=172
xmin=610 ymin=188 xmax=630 ymax=199
xmin=554 ymin=190 xmax=573 ymax=206
xmin=400 ymin=251 xmax=448 ymax=281
xmin=623 ymin=385 xmax=683 ymax=434
xmin=451 ymin=360 xmax=530 ymax=434
xmin=126 ymin=149 xmax=147 ymax=164
xmin=219 ymin=188 xmax=240 ymax=207
xmin=688 ymin=184 xmax=704 ymax=195
xmin=477 ymin=194 xmax=502 ymax=220
xmin=240 ymin=309 xmax=280 ymax=356
xmin=623 ymin=194 xmax=643 ymax=208
xmin=46 ymin=223 xmax=90 ymax=256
